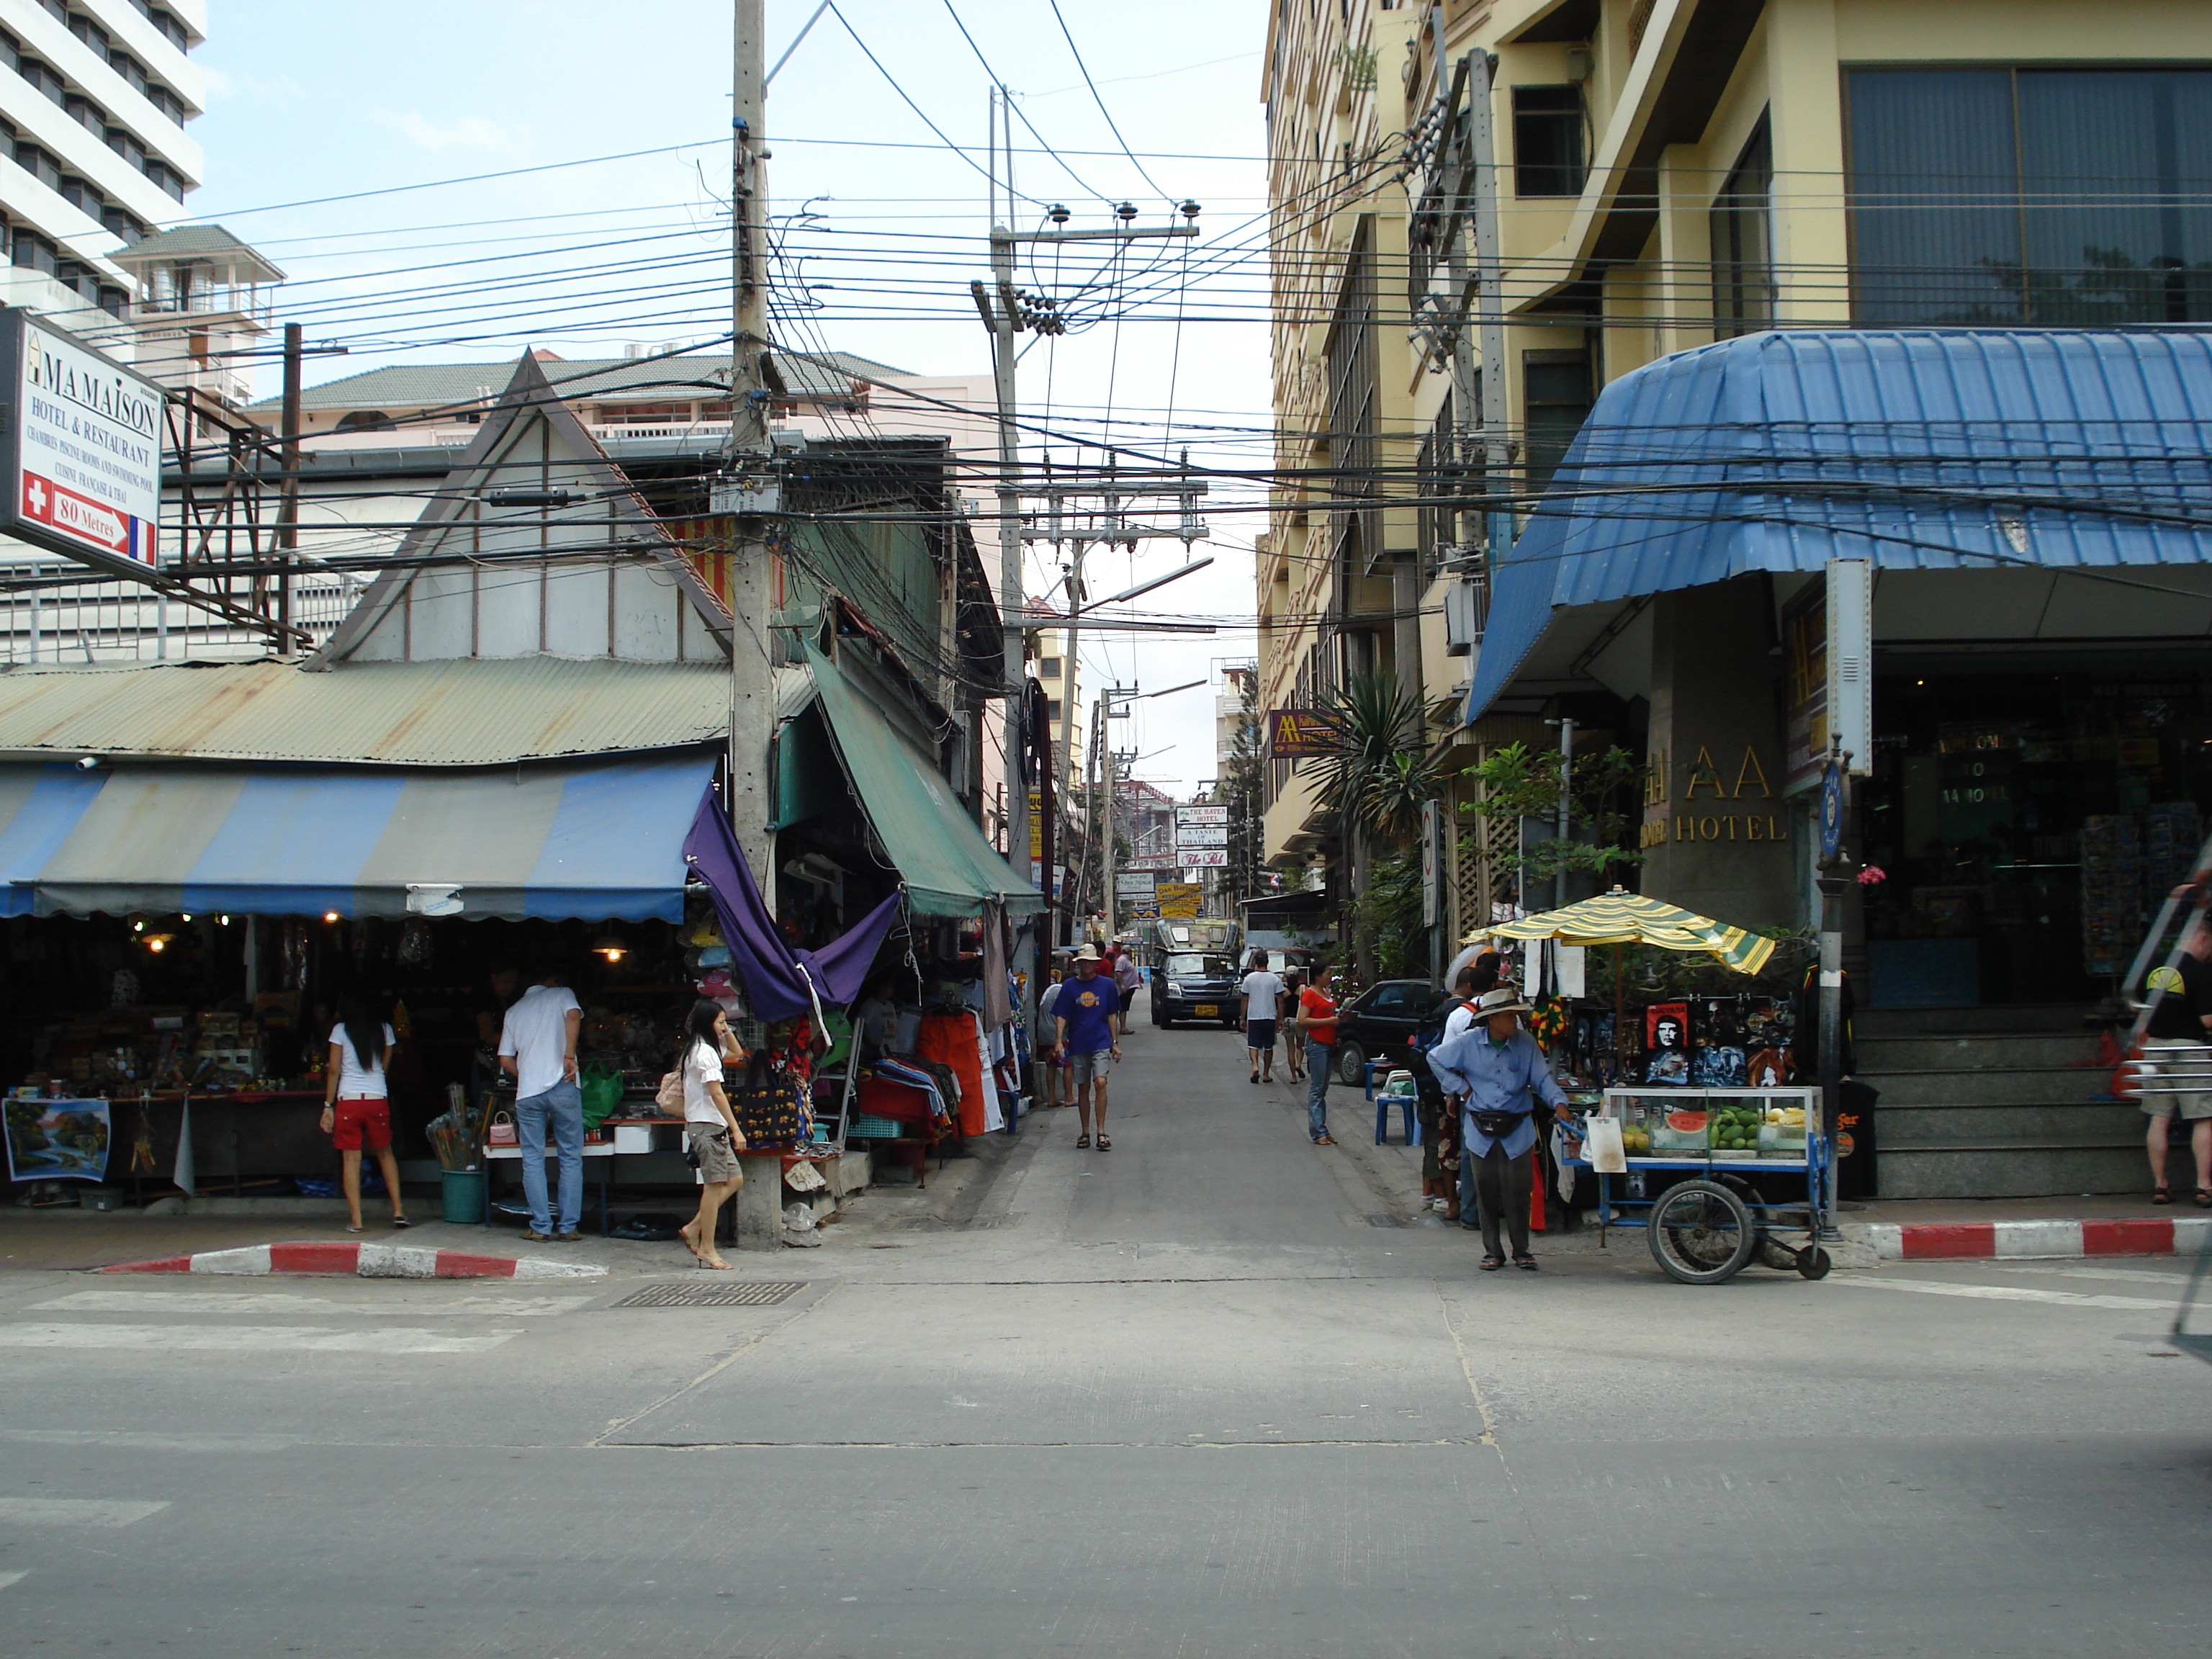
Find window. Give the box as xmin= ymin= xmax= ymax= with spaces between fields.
xmin=107 ymin=127 xmax=145 ymax=168
xmin=1522 ymin=348 xmax=1594 ymax=497
xmin=1848 ymin=68 xmax=2212 ymax=325
xmin=335 ymin=412 xmax=395 ymax=433
xmin=1513 ymin=85 xmax=1586 ymax=197
xmin=101 ymin=205 xmax=143 ymax=243
xmin=1046 ymin=698 xmax=1064 ymax=721
xmin=20 ymin=57 xmax=67 ymax=105
xmin=108 ymin=49 xmax=146 ymax=95
xmin=69 ymin=14 xmax=109 ymax=55
xmin=65 ymin=94 xmax=105 ymax=135
xmin=1712 ymin=116 xmax=1773 ymax=336
xmin=58 ymin=175 xmax=100 ymax=215
xmin=1038 ymin=656 xmax=1062 ymax=678
xmin=14 ymin=143 xmax=61 ymax=190
xmin=13 ymin=230 xmax=58 ymax=276
xmin=135 ymin=4 xmax=191 ymax=52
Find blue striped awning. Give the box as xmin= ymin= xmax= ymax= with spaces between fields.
xmin=1469 ymin=328 xmax=2212 ymax=719
xmin=7 ymin=753 xmax=717 ymax=922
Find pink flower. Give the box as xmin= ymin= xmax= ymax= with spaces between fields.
xmin=1856 ymin=865 xmax=1887 ymax=886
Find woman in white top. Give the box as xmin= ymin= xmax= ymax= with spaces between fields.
xmin=678 ymin=998 xmax=749 ymax=1269
xmin=320 ymin=995 xmax=408 ymax=1233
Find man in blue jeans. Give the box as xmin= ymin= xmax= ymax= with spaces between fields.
xmin=498 ymin=967 xmax=585 ymax=1242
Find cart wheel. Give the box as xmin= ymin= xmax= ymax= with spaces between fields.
xmin=1647 ymin=1179 xmax=1757 ymax=1285
xmin=1794 ymin=1246 xmax=1833 ymax=1281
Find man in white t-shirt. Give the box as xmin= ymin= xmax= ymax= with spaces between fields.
xmin=498 ymin=968 xmax=585 ymax=1243
xmin=1238 ymin=952 xmax=1286 ymax=1086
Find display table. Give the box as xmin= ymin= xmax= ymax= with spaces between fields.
xmin=482 ymin=1140 xmax=617 ymax=1235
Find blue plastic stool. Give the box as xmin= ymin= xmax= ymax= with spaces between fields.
xmin=1373 ymin=1088 xmax=1420 ymax=1146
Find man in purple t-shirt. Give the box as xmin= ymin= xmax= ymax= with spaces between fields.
xmin=1054 ymin=948 xmax=1122 ymax=1150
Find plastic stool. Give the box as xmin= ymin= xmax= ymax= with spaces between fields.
xmin=1374 ymin=1092 xmax=1420 ymax=1146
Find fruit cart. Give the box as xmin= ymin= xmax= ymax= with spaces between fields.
xmin=1567 ymin=1085 xmax=1834 ymax=1285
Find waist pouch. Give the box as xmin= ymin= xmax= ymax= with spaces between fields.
xmin=1470 ymin=1109 xmax=1526 ymax=1139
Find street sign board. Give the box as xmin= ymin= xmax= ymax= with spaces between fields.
xmin=1179 ymin=850 xmax=1228 ymax=868
xmin=0 ymin=310 xmax=163 ymax=577
xmin=1157 ymin=882 xmax=1202 ymax=918
xmin=1175 ymin=822 xmax=1228 ymax=848
xmin=1174 ymin=804 xmax=1229 ymax=825
xmin=1115 ymin=871 xmax=1159 ymax=898
xmin=1123 ymin=854 xmax=1176 ymax=871
xmin=1266 ymin=709 xmax=1338 ymax=757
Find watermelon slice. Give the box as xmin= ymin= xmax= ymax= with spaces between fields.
xmin=1665 ymin=1110 xmax=1708 ymax=1133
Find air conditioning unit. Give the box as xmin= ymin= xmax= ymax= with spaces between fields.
xmin=1442 ymin=576 xmax=1485 ymax=657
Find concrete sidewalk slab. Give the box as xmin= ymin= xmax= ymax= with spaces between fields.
xmin=1859 ymin=1214 xmax=2211 ymax=1262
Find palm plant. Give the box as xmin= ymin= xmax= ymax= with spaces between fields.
xmin=1307 ymin=673 xmax=1439 ymax=841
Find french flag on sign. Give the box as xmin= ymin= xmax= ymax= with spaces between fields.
xmin=21 ymin=470 xmax=150 ymax=565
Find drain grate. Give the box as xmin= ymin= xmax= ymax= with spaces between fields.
xmin=613 ymin=1280 xmax=809 ymax=1308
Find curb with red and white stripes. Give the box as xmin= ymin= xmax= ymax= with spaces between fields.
xmin=98 ymin=1241 xmax=606 ymax=1280
xmin=1861 ymin=1215 xmax=2211 ymax=1262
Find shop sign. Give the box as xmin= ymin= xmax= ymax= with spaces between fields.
xmin=1266 ymin=709 xmax=1339 ymax=757
xmin=1115 ymin=871 xmax=1159 ymax=898
xmin=1639 ymin=743 xmax=1786 ymax=850
xmin=1179 ymin=850 xmax=1228 ymax=867
xmin=1176 ymin=822 xmax=1228 ymax=849
xmin=1028 ymin=790 xmax=1043 ymax=858
xmin=0 ymin=310 xmax=164 ymax=577
xmin=1157 ymin=882 xmax=1203 ymax=918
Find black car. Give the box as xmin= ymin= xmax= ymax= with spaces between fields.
xmin=1151 ymin=951 xmax=1244 ymax=1029
xmin=1328 ymin=979 xmax=1449 ymax=1085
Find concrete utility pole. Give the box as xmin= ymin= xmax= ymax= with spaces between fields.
xmin=717 ymin=0 xmax=778 ymax=886
xmin=275 ymin=322 xmax=301 ymax=652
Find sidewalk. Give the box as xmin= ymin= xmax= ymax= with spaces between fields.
xmin=1841 ymin=1192 xmax=2212 ymax=1261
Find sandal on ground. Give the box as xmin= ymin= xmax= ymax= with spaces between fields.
xmin=678 ymin=1224 xmax=705 ymax=1260
xmin=1514 ymin=1255 xmax=1539 ymax=1271
xmin=390 ymin=1216 xmax=411 ymax=1229
xmin=1478 ymin=1254 xmax=1505 ymax=1272
xmin=1311 ymin=1134 xmax=1336 ymax=1146
xmin=343 ymin=1224 xmax=364 ymax=1234
xmin=1076 ymin=1134 xmax=1090 ymax=1148
xmin=698 ymin=1253 xmax=732 ymax=1270
xmin=1097 ymin=1134 xmax=1112 ymax=1150
xmin=2152 ymin=1185 xmax=2174 ymax=1205
xmin=1249 ymin=1073 xmax=1260 ymax=1085
xmin=2196 ymin=1188 xmax=2212 ymax=1209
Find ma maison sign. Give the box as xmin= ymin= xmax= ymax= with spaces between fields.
xmin=0 ymin=310 xmax=163 ymax=575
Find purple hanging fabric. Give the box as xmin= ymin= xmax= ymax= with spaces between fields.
xmin=682 ymin=793 xmax=902 ymax=1019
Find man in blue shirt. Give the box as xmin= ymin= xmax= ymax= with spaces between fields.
xmin=1426 ymin=986 xmax=1570 ymax=1271
xmin=1053 ymin=947 xmax=1122 ymax=1150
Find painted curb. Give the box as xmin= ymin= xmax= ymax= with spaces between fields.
xmin=1861 ymin=1215 xmax=2212 ymax=1262
xmin=99 ymin=1242 xmax=606 ymax=1280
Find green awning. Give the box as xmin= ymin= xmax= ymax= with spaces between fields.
xmin=801 ymin=642 xmax=1044 ymax=917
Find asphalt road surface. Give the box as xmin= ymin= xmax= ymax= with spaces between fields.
xmin=3 ymin=1004 xmax=2208 ymax=1658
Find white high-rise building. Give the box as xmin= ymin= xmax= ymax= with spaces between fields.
xmin=0 ymin=0 xmax=204 ymax=351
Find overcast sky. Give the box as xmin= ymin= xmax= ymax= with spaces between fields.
xmin=186 ymin=1 xmax=1278 ymax=796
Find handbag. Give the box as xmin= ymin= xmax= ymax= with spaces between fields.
xmin=654 ymin=1069 xmax=685 ymax=1115
xmin=485 ymin=1107 xmax=517 ymax=1147
xmin=731 ymin=1055 xmax=807 ymax=1151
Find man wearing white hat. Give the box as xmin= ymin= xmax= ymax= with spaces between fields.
xmin=1426 ymin=986 xmax=1570 ymax=1271
xmin=1053 ymin=946 xmax=1122 ymax=1150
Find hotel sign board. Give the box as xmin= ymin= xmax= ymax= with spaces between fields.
xmin=0 ymin=310 xmax=164 ymax=577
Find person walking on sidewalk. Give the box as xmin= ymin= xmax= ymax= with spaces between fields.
xmin=1112 ymin=945 xmax=1143 ymax=1036
xmin=321 ymin=995 xmax=408 ymax=1234
xmin=676 ymin=999 xmax=748 ymax=1269
xmin=1056 ymin=947 xmax=1121 ymax=1149
xmin=2137 ymin=902 xmax=2212 ymax=1206
xmin=1239 ymin=951 xmax=1285 ymax=1085
xmin=1280 ymin=968 xmax=1307 ymax=1082
xmin=1427 ymin=986 xmax=1570 ymax=1271
xmin=1036 ymin=960 xmax=1070 ymax=1108
xmin=498 ymin=966 xmax=585 ymax=1243
xmin=1295 ymin=963 xmax=1341 ymax=1146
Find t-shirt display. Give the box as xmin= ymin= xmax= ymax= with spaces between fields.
xmin=1056 ymin=976 xmax=1120 ymax=1053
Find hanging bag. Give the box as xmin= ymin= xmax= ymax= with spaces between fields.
xmin=731 ymin=1054 xmax=806 ymax=1151
xmin=654 ymin=1069 xmax=685 ymax=1115
xmin=485 ymin=1107 xmax=518 ymax=1148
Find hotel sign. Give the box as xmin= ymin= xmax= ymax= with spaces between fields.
xmin=0 ymin=310 xmax=164 ymax=576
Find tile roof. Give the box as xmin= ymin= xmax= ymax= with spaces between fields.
xmin=246 ymin=349 xmax=910 ymax=416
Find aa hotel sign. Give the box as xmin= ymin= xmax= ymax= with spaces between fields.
xmin=1640 ymin=744 xmax=1788 ymax=849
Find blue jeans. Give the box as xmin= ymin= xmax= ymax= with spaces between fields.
xmin=516 ymin=1080 xmax=583 ymax=1235
xmin=1305 ymin=1045 xmax=1331 ymax=1139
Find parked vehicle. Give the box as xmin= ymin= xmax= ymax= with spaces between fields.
xmin=1151 ymin=951 xmax=1244 ymax=1029
xmin=1328 ymin=979 xmax=1449 ymax=1085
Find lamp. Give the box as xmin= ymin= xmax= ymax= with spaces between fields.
xmin=591 ymin=931 xmax=627 ymax=963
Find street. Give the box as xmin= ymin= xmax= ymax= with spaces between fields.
xmin=2 ymin=1008 xmax=2207 ymax=1658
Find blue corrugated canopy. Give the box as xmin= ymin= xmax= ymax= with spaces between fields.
xmin=10 ymin=752 xmax=717 ymax=921
xmin=1468 ymin=330 xmax=2212 ymax=719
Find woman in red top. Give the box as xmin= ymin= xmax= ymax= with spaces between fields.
xmin=1295 ymin=964 xmax=1340 ymax=1146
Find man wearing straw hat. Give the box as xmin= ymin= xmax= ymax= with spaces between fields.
xmin=1426 ymin=986 xmax=1570 ymax=1271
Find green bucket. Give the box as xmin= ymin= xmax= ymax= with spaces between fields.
xmin=439 ymin=1169 xmax=487 ymax=1226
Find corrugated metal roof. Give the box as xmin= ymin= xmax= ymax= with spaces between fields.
xmin=1469 ymin=329 xmax=2212 ymax=718
xmin=248 ymin=350 xmax=909 ymax=415
xmin=0 ymin=656 xmax=729 ymax=767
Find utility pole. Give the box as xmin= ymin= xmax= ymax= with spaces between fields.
xmin=1548 ymin=714 xmax=1575 ymax=909
xmin=713 ymin=0 xmax=778 ymax=886
xmin=275 ymin=322 xmax=301 ymax=652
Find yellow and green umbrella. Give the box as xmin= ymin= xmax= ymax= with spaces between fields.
xmin=1479 ymin=888 xmax=1775 ymax=976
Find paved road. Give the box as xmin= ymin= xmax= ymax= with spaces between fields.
xmin=2 ymin=1008 xmax=2208 ymax=1657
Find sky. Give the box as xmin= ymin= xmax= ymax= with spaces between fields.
xmin=184 ymin=0 xmax=1281 ymax=796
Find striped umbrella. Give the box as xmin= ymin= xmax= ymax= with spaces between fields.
xmin=1481 ymin=887 xmax=1776 ymax=976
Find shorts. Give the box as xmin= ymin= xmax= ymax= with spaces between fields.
xmin=330 ymin=1097 xmax=391 ymax=1152
xmin=1246 ymin=1020 xmax=1277 ymax=1050
xmin=687 ymin=1123 xmax=742 ymax=1182
xmin=2139 ymin=1040 xmax=2212 ymax=1119
xmin=1069 ymin=1048 xmax=1113 ymax=1087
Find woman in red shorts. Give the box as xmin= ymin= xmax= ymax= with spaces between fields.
xmin=322 ymin=994 xmax=410 ymax=1233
